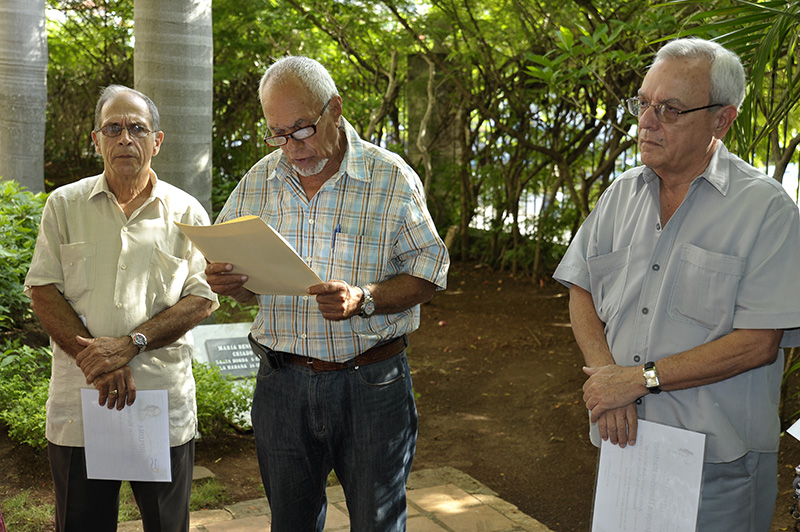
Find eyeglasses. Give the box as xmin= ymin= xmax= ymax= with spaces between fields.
xmin=97 ymin=123 xmax=154 ymax=138
xmin=264 ymin=97 xmax=332 ymax=147
xmin=625 ymin=98 xmax=722 ymax=124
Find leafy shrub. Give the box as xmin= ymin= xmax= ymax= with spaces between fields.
xmin=193 ymin=360 xmax=255 ymax=437
xmin=0 ymin=339 xmax=51 ymax=449
xmin=0 ymin=180 xmax=48 ymax=331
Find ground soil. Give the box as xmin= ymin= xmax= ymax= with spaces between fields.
xmin=3 ymin=260 xmax=800 ymax=531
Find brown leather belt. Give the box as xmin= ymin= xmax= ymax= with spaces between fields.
xmin=282 ymin=335 xmax=408 ymax=372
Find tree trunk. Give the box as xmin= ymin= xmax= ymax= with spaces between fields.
xmin=0 ymin=0 xmax=47 ymax=192
xmin=134 ymin=0 xmax=213 ymax=213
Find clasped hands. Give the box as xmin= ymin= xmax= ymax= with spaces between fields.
xmin=75 ymin=335 xmax=138 ymax=410
xmin=582 ymin=364 xmax=645 ymax=448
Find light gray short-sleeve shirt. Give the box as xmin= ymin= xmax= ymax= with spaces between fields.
xmin=554 ymin=142 xmax=800 ymax=462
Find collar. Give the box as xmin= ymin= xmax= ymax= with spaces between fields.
xmin=89 ymin=170 xmax=165 ymax=207
xmin=638 ymin=141 xmax=730 ymax=197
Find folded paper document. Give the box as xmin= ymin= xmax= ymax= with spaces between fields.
xmin=175 ymin=215 xmax=323 ymax=295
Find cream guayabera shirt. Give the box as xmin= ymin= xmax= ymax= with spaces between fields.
xmin=25 ymin=172 xmax=218 ymax=447
xmin=554 ymin=142 xmax=800 ymax=463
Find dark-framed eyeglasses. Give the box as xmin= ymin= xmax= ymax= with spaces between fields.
xmin=97 ymin=123 xmax=154 ymax=139
xmin=625 ymin=97 xmax=722 ymax=124
xmin=264 ymin=97 xmax=333 ymax=147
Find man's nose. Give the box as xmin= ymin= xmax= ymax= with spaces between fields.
xmin=117 ymin=129 xmax=135 ymax=144
xmin=638 ymin=104 xmax=660 ymax=129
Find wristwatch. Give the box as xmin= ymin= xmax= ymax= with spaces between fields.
xmin=358 ymin=286 xmax=375 ymax=317
xmin=130 ymin=332 xmax=148 ymax=353
xmin=643 ymin=361 xmax=661 ymax=394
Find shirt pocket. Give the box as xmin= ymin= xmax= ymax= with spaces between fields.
xmin=147 ymin=248 xmax=190 ymax=315
xmin=587 ymin=246 xmax=630 ymax=324
xmin=329 ymin=232 xmax=386 ymax=285
xmin=667 ymin=243 xmax=745 ymax=330
xmin=60 ymin=241 xmax=96 ymax=301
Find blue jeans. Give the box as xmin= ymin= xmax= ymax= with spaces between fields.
xmin=251 ymin=350 xmax=418 ymax=532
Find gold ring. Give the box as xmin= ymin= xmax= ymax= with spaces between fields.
xmin=109 ymin=390 xmax=118 ymax=395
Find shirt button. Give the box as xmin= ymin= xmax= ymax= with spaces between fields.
xmin=301 ymin=333 xmax=307 ymax=339
xmin=642 ymin=307 xmax=649 ymax=315
xmin=116 ymin=302 xmax=123 ymax=309
xmin=121 ymin=264 xmax=127 ymax=270
xmin=652 ymin=264 xmax=660 ymax=271
xmin=303 ymin=295 xmax=309 ymax=301
xmin=122 ymin=227 xmax=128 ymax=233
xmin=634 ymin=355 xmax=641 ymax=362
xmin=656 ymin=223 xmax=662 ymax=231
xmin=308 ymin=219 xmax=314 ymax=225
xmin=636 ymin=398 xmax=643 ymax=405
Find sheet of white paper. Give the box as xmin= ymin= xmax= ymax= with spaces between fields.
xmin=175 ymin=215 xmax=323 ymax=296
xmin=81 ymin=389 xmax=172 ymax=482
xmin=592 ymin=420 xmax=705 ymax=532
xmin=788 ymin=417 xmax=800 ymax=442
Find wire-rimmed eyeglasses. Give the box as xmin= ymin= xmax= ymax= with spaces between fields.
xmin=96 ymin=123 xmax=154 ymax=138
xmin=625 ymin=97 xmax=722 ymax=124
xmin=98 ymin=124 xmax=153 ymax=139
xmin=264 ymin=97 xmax=333 ymax=147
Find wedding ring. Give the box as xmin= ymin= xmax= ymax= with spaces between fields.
xmin=109 ymin=390 xmax=118 ymax=395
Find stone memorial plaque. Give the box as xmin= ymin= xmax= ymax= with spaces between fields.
xmin=205 ymin=337 xmax=259 ymax=378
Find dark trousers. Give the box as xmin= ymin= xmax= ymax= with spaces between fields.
xmin=48 ymin=439 xmax=195 ymax=532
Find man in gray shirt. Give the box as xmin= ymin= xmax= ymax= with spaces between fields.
xmin=554 ymin=37 xmax=800 ymax=531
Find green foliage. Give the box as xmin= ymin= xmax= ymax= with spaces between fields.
xmin=0 ymin=339 xmax=51 ymax=449
xmin=0 ymin=181 xmax=48 ymax=331
xmin=46 ymin=0 xmax=134 ymax=188
xmin=0 ymin=490 xmax=55 ymax=532
xmin=213 ymin=298 xmax=260 ymax=324
xmin=43 ymin=0 xmax=800 ymax=276
xmin=193 ymin=360 xmax=255 ymax=437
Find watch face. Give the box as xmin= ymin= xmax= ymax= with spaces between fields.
xmin=363 ymin=300 xmax=376 ymax=316
xmin=132 ymin=332 xmax=147 ymax=349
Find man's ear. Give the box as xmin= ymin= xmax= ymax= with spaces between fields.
xmin=329 ymin=95 xmax=343 ymax=128
xmin=714 ymin=105 xmax=738 ymax=139
xmin=91 ymin=131 xmax=101 ymax=154
xmin=152 ymin=130 xmax=164 ymax=155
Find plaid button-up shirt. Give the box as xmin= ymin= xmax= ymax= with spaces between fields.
xmin=217 ymin=117 xmax=449 ymax=362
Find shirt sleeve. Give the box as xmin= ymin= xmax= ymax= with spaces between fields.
xmin=732 ymin=192 xmax=800 ymax=346
xmin=552 ymin=207 xmax=599 ymax=292
xmin=392 ymin=177 xmax=449 ymax=291
xmin=24 ymin=193 xmax=67 ymax=296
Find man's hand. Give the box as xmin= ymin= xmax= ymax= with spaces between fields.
xmin=94 ymin=366 xmax=136 ymax=410
xmin=204 ymin=262 xmax=255 ymax=303
xmin=582 ymin=364 xmax=645 ymax=447
xmin=308 ymin=281 xmax=363 ymax=320
xmin=595 ymin=404 xmax=639 ymax=447
xmin=75 ymin=335 xmax=138 ymax=384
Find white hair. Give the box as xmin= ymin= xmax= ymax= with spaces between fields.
xmin=258 ymin=56 xmax=339 ymax=108
xmin=655 ymin=37 xmax=746 ymax=109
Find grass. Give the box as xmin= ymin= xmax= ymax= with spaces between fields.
xmin=0 ymin=491 xmax=54 ymax=532
xmin=1 ymin=477 xmax=231 ymax=529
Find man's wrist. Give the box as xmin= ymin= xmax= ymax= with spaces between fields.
xmin=642 ymin=361 xmax=661 ymax=394
xmin=129 ymin=332 xmax=147 ymax=353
